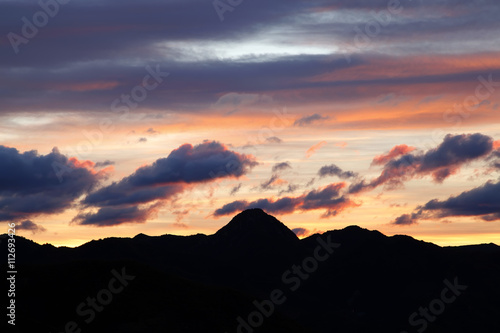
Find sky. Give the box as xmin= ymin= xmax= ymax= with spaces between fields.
xmin=1 ymin=0 xmax=500 ymax=247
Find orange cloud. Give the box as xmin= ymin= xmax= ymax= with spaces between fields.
xmin=372 ymin=144 xmax=416 ymax=166
xmin=292 ymin=227 xmax=324 ymax=238
xmin=69 ymin=157 xmax=95 ymax=169
xmin=306 ymin=141 xmax=327 ymax=158
xmin=69 ymin=157 xmax=114 ymax=177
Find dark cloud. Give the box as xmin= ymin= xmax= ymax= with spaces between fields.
xmin=77 ymin=141 xmax=257 ymax=226
xmin=348 ymin=179 xmax=370 ymax=194
xmin=350 ymin=133 xmax=495 ymax=194
xmin=83 ymin=183 xmax=183 ymax=208
xmin=391 ymin=214 xmax=419 ymax=226
xmin=87 ymin=141 xmax=256 ymax=198
xmin=419 ymin=133 xmax=492 ymax=174
xmin=230 ymin=183 xmax=242 ymax=196
xmin=318 ymin=164 xmax=357 ymax=179
xmin=138 ymin=137 xmax=147 ymax=143
xmin=393 ymin=180 xmax=500 ymax=225
xmin=246 ymin=197 xmax=302 ymax=215
xmin=305 ymin=178 xmax=316 ymax=187
xmin=259 ymin=162 xmax=292 ymax=191
xmin=301 ymin=183 xmax=354 ymax=218
xmin=260 ymin=174 xmax=281 ymax=191
xmin=272 ymin=162 xmax=292 ymax=173
xmin=294 ymin=113 xmax=329 ymax=127
xmin=95 ymin=160 xmax=115 ymax=168
xmin=265 ymin=137 xmax=283 ymax=144
xmin=213 ymin=182 xmax=357 ymax=218
xmin=15 ymin=220 xmax=47 ymax=234
xmin=146 ymin=128 xmax=159 ymax=135
xmin=0 ymin=146 xmax=103 ymax=222
xmin=487 ymin=144 xmax=500 ymax=169
xmin=213 ymin=200 xmax=249 ymax=217
xmin=420 ymin=180 xmax=500 ymax=221
xmin=278 ymin=184 xmax=300 ymax=196
xmin=73 ymin=205 xmax=161 ymax=227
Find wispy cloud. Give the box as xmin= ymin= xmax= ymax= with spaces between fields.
xmin=306 ymin=141 xmax=327 ymax=159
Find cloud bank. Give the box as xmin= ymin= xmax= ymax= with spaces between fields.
xmin=75 ymin=141 xmax=257 ymax=226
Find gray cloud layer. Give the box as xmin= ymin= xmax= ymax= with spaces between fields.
xmin=1 ymin=0 xmax=499 ymax=114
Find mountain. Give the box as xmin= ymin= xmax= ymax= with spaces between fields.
xmin=3 ymin=209 xmax=500 ymax=333
xmin=214 ymin=208 xmax=300 ymax=247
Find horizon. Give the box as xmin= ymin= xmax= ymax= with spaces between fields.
xmin=6 ymin=209 xmax=500 ymax=249
xmin=2 ymin=0 xmax=500 ymax=248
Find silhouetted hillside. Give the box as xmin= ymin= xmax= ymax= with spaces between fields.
xmin=3 ymin=209 xmax=500 ymax=332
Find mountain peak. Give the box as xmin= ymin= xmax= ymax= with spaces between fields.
xmin=214 ymin=209 xmax=299 ymax=249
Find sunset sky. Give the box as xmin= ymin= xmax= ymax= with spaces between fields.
xmin=1 ymin=0 xmax=500 ymax=247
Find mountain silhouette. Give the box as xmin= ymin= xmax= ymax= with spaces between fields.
xmin=3 ymin=209 xmax=500 ymax=333
xmin=214 ymin=208 xmax=299 ymax=245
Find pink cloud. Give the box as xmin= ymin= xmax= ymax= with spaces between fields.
xmin=372 ymin=144 xmax=416 ymax=166
xmin=306 ymin=141 xmax=327 ymax=158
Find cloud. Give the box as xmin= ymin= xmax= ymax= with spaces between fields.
xmin=259 ymin=175 xmax=288 ymax=191
xmin=265 ymin=137 xmax=283 ymax=144
xmin=259 ymin=162 xmax=292 ymax=191
xmin=2 ymin=0 xmax=500 ymax=118
xmin=146 ymin=128 xmax=159 ymax=135
xmin=294 ymin=113 xmax=329 ymax=127
xmin=401 ymin=180 xmax=500 ymax=224
xmin=487 ymin=143 xmax=500 ymax=169
xmin=138 ymin=137 xmax=148 ymax=143
xmin=391 ymin=214 xmax=419 ymax=226
xmin=214 ymin=93 xmax=272 ymax=109
xmin=260 ymin=174 xmax=280 ymax=190
xmin=350 ymin=133 xmax=495 ymax=194
xmin=300 ymin=183 xmax=356 ymax=218
xmin=95 ymin=160 xmax=115 ymax=168
xmin=172 ymin=209 xmax=190 ymax=223
xmin=272 ymin=162 xmax=292 ymax=173
xmin=291 ymin=227 xmax=322 ymax=237
xmin=213 ymin=200 xmax=249 ymax=217
xmin=0 ymin=146 xmax=104 ymax=222
xmin=371 ymin=144 xmax=416 ymax=166
xmin=73 ymin=204 xmax=162 ymax=227
xmin=77 ymin=141 xmax=257 ymax=226
xmin=306 ymin=141 xmax=327 ymax=158
xmin=292 ymin=228 xmax=308 ymax=237
xmin=213 ymin=182 xmax=358 ymax=218
xmin=87 ymin=141 xmax=256 ymax=196
xmin=230 ymin=183 xmax=243 ymax=195
xmin=15 ymin=220 xmax=47 ymax=234
xmin=318 ymin=164 xmax=357 ymax=179
xmin=278 ymin=184 xmax=300 ymax=196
